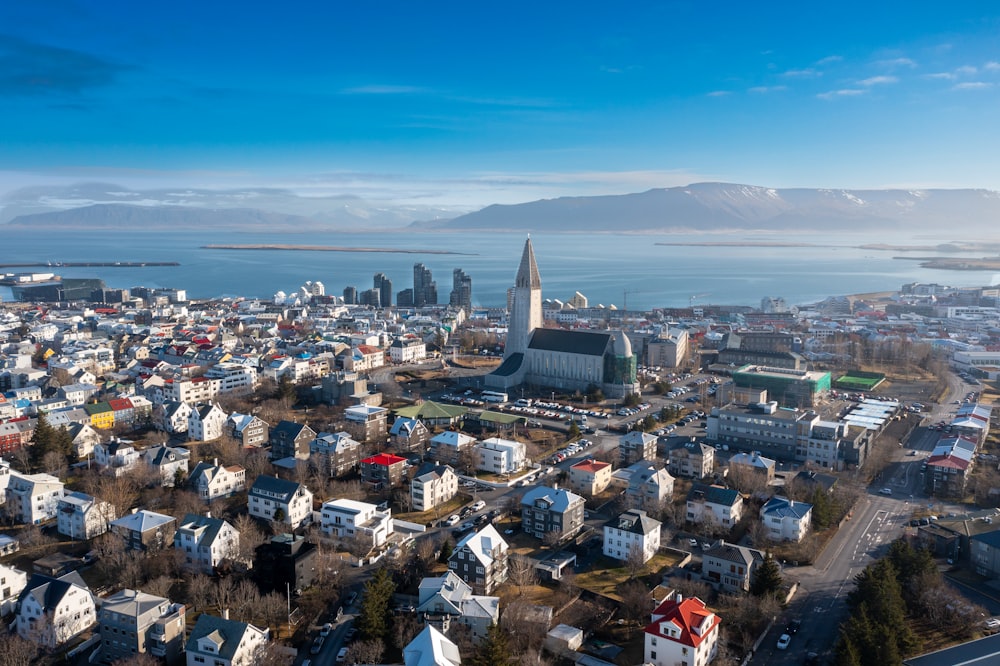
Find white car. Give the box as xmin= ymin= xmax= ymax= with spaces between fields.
xmin=471 ymin=500 xmax=486 ymax=512
xmin=446 ymin=514 xmax=460 ymax=526
xmin=777 ymin=634 xmax=791 ymax=650
xmin=879 ymin=487 xmax=893 ymax=495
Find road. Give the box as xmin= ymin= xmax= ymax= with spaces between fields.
xmin=749 ymin=370 xmax=976 ymax=664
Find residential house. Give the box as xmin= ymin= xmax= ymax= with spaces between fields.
xmin=620 ymin=431 xmax=657 ymax=466
xmin=448 ymin=524 xmax=509 ymax=594
xmin=0 ymin=563 xmax=27 ymax=616
xmin=321 ymin=498 xmax=393 ymax=549
xmin=643 ymin=595 xmax=720 ymax=666
xmin=110 ymin=510 xmax=176 ymax=551
xmin=970 ymin=530 xmax=1000 ymax=578
xmin=309 ymin=431 xmax=362 ymax=478
xmin=702 ymin=541 xmax=765 ymax=593
xmin=56 ymin=491 xmax=115 ymax=540
xmin=428 ymin=431 xmax=477 ymax=467
xmin=189 ymin=459 xmax=247 ymax=501
xmin=569 ymin=459 xmax=613 ymax=497
xmin=411 ymin=462 xmax=458 ymax=512
xmin=343 ymin=345 xmax=386 ymax=373
xmin=252 ymin=533 xmax=317 ymax=595
xmin=94 ymin=438 xmax=142 ymax=477
xmin=65 ymin=422 xmax=101 ymax=459
xmin=415 ymin=571 xmax=500 ymax=644
xmin=188 ymin=402 xmax=228 ymax=442
xmin=228 ymin=412 xmax=269 ymax=448
xmin=760 ymin=496 xmax=813 ymax=543
xmin=142 ymin=443 xmax=191 ymax=487
xmin=15 ymin=571 xmax=96 ymax=648
xmin=6 ymin=470 xmax=64 ymax=524
xmin=96 ymin=589 xmax=186 ymax=665
xmin=625 ymin=462 xmax=675 ymax=515
xmin=175 ymin=513 xmax=241 ymax=574
xmin=404 ymin=625 xmax=461 ymax=666
xmin=686 ymin=484 xmax=744 ymax=531
xmin=108 ymin=397 xmax=136 ymax=428
xmin=269 ymin=420 xmax=316 ymax=461
xmin=667 ymin=440 xmax=715 ymax=479
xmin=390 ymin=337 xmax=428 ymax=364
xmin=155 ymin=400 xmax=191 ymax=434
xmin=520 ymin=485 xmax=585 ymax=541
xmin=344 ymin=404 xmax=389 ymax=444
xmin=389 ymin=417 xmax=430 ymax=453
xmin=952 ymin=403 xmax=992 ymax=445
xmin=185 ymin=613 xmax=268 ymax=666
xmin=475 ymin=437 xmax=525 ymax=475
xmin=248 ymin=475 xmax=313 ymax=528
xmin=361 ymin=452 xmax=408 ymax=490
xmin=924 ymin=436 xmax=976 ymax=497
xmin=603 ymin=509 xmax=662 ymax=563
xmin=728 ymin=451 xmax=777 ymax=486
xmin=85 ymin=401 xmax=115 ymax=430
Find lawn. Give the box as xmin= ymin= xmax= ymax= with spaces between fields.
xmin=575 ymin=551 xmax=683 ymax=601
xmin=394 ymin=495 xmax=469 ymax=524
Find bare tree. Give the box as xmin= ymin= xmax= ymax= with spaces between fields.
xmin=507 ymin=554 xmax=538 ymax=592
xmin=500 ymin=598 xmax=548 ymax=656
xmin=625 ymin=544 xmax=648 ymax=580
xmin=0 ymin=631 xmax=39 ymax=666
xmin=259 ymin=592 xmax=288 ymax=637
xmin=392 ymin=613 xmax=422 ymax=650
xmin=42 ymin=450 xmax=67 ymax=479
xmin=143 ymin=575 xmax=174 ymax=598
xmin=111 ymin=653 xmax=161 ymax=666
xmin=231 ymin=513 xmax=266 ymax=564
xmin=542 ymin=529 xmax=563 ymax=549
xmin=346 ymin=639 xmax=385 ymax=666
xmin=185 ymin=573 xmax=213 ymax=612
xmin=95 ymin=475 xmax=140 ymax=518
xmin=231 ymin=578 xmax=262 ymax=623
xmin=212 ymin=575 xmax=237 ymax=614
xmin=618 ymin=579 xmax=653 ymax=624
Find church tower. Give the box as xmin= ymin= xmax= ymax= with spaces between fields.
xmin=505 ymin=236 xmax=543 ymax=357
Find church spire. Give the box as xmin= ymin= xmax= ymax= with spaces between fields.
xmin=515 ymin=236 xmax=542 ymax=289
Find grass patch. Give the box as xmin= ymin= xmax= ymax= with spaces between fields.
xmin=394 ymin=495 xmax=470 ymax=524
xmin=575 ymin=552 xmax=683 ymax=601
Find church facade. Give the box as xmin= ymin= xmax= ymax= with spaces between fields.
xmin=486 ymin=238 xmax=639 ymax=398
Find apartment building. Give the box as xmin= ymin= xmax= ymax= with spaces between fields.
xmin=248 ymin=475 xmax=313 ymax=528
xmin=448 ymin=524 xmax=509 ymax=594
xmin=175 ymin=513 xmax=241 ymax=574
xmin=96 ymin=589 xmax=186 ymax=665
xmin=320 ymin=498 xmax=393 ymax=549
xmin=411 ymin=463 xmax=459 ymax=512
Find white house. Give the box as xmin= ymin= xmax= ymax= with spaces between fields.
xmin=248 ymin=475 xmax=313 ymax=528
xmin=189 ymin=459 xmax=247 ymax=501
xmin=390 ymin=337 xmax=427 ymax=364
xmin=760 ymin=496 xmax=813 ymax=542
xmin=56 ymin=491 xmax=115 ymax=540
xmin=411 ymin=463 xmax=459 ymax=512
xmin=415 ymin=571 xmax=500 ymax=645
xmin=6 ymin=470 xmax=64 ymax=524
xmin=188 ymin=402 xmax=229 ymax=442
xmin=16 ymin=571 xmax=96 ymax=648
xmin=320 ymin=498 xmax=393 ymax=549
xmin=643 ymin=595 xmax=720 ymax=666
xmin=142 ymin=443 xmax=191 ymax=487
xmin=175 ymin=513 xmax=241 ymax=574
xmin=94 ymin=438 xmax=142 ymax=477
xmin=157 ymin=400 xmax=191 ymax=434
xmin=0 ymin=563 xmax=27 ymax=615
xmin=404 ymin=624 xmax=462 ymax=666
xmin=185 ymin=613 xmax=268 ymax=666
xmin=475 ymin=437 xmax=525 ymax=474
xmin=624 ymin=462 xmax=675 ymax=515
xmin=686 ymin=484 xmax=744 ymax=530
xmin=603 ymin=509 xmax=662 ymax=563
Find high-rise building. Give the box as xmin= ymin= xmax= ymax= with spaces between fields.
xmin=413 ymin=264 xmax=437 ymax=307
xmin=374 ymin=273 xmax=393 ymax=308
xmin=449 ymin=268 xmax=472 ymax=312
xmin=397 ymin=288 xmax=414 ymax=308
xmin=360 ymin=288 xmax=381 ymax=307
xmin=343 ymin=286 xmax=357 ymax=305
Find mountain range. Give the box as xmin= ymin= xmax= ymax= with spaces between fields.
xmin=4 ymin=181 xmax=1000 ymax=234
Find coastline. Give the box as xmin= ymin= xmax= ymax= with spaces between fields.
xmin=201 ymin=244 xmax=477 ymax=255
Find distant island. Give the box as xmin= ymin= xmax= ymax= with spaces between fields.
xmin=202 ymin=244 xmax=476 ymax=255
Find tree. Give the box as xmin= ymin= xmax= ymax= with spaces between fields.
xmin=185 ymin=573 xmax=213 ymax=611
xmin=507 ymin=554 xmax=537 ymax=592
xmin=438 ymin=538 xmax=453 ymax=563
xmin=625 ymin=543 xmax=648 ymax=580
xmin=232 ymin=513 xmax=266 ymax=565
xmin=750 ymin=555 xmax=783 ymax=598
xmin=346 ymin=639 xmax=385 ymax=666
xmin=617 ymin=579 xmax=653 ymax=624
xmin=0 ymin=631 xmax=39 ymax=666
xmin=566 ymin=421 xmax=581 ymax=440
xmin=357 ymin=567 xmax=395 ymax=642
xmin=472 ymin=623 xmax=511 ymax=666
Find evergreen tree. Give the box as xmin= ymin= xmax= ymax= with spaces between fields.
xmin=834 ymin=632 xmax=863 ymax=666
xmin=472 ymin=623 xmax=510 ymax=666
xmin=566 ymin=421 xmax=580 ymax=440
xmin=438 ymin=539 xmax=453 ymax=563
xmin=357 ymin=567 xmax=396 ymax=642
xmin=276 ymin=375 xmax=297 ymax=404
xmin=811 ymin=487 xmax=835 ymax=529
xmin=750 ymin=555 xmax=783 ymax=598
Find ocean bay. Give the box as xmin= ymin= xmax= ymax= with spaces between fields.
xmin=1 ymin=228 xmax=996 ymax=310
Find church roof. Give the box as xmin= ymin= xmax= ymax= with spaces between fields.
xmin=489 ymin=352 xmax=524 ymax=377
xmin=528 ymin=328 xmax=611 ymax=356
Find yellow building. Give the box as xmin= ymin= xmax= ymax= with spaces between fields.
xmin=84 ymin=401 xmax=115 ymax=430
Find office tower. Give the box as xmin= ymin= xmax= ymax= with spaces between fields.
xmin=449 ymin=268 xmax=472 ymax=312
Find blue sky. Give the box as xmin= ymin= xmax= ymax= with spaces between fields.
xmin=3 ymin=1 xmax=1000 ymax=208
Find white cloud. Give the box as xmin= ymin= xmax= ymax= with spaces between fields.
xmin=926 ymin=72 xmax=957 ymax=80
xmin=985 ymin=61 xmax=1000 ymax=71
xmin=782 ymin=68 xmax=820 ymax=78
xmin=876 ymin=57 xmax=917 ymax=69
xmin=817 ymin=88 xmax=867 ymax=100
xmin=340 ymin=85 xmax=426 ymax=95
xmin=955 ymin=65 xmax=978 ymax=75
xmin=816 ymin=55 xmax=842 ymax=65
xmin=859 ymin=75 xmax=898 ymax=86
xmin=748 ymin=85 xmax=787 ymax=94
xmin=706 ymin=90 xmax=730 ymax=97
xmin=952 ymin=81 xmax=993 ymax=90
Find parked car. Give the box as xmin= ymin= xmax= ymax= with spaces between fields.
xmin=320 ymin=623 xmax=333 ymax=637
xmin=446 ymin=514 xmax=460 ymax=526
xmin=879 ymin=487 xmax=893 ymax=495
xmin=471 ymin=500 xmax=486 ymax=512
xmin=336 ymin=647 xmax=350 ymax=662
xmin=776 ymin=634 xmax=791 ymax=650
xmin=311 ymin=636 xmax=325 ymax=655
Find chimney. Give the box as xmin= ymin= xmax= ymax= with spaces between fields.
xmin=205 ymin=510 xmax=212 ymax=519
xmin=222 ymin=608 xmax=229 ymax=620
xmin=675 ymin=592 xmax=683 ymax=603
xmin=214 ymin=458 xmax=219 ymax=467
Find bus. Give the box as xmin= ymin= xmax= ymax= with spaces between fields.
xmin=481 ymin=390 xmax=509 ymax=403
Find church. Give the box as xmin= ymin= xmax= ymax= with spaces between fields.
xmin=486 ymin=238 xmax=639 ymax=398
